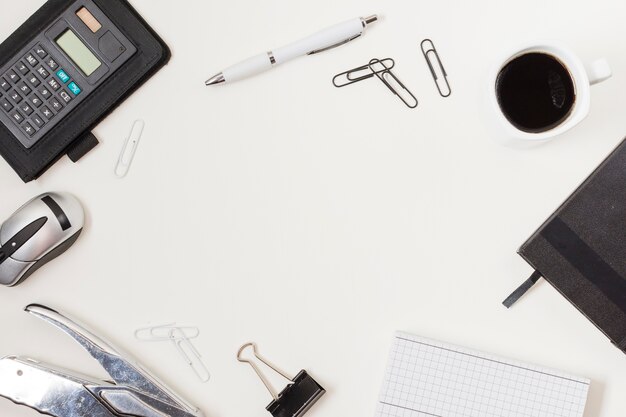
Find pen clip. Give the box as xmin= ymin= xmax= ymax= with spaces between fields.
xmin=308 ymin=14 xmax=377 ymax=55
xmin=307 ymin=34 xmax=362 ymax=55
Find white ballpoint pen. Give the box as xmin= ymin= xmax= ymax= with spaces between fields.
xmin=205 ymin=14 xmax=378 ymax=85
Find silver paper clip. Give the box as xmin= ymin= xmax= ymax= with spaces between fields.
xmin=368 ymin=58 xmax=418 ymax=108
xmin=115 ymin=119 xmax=145 ymax=178
xmin=333 ymin=58 xmax=396 ymax=88
xmin=421 ymin=39 xmax=452 ymax=97
xmin=333 ymin=58 xmax=418 ymax=109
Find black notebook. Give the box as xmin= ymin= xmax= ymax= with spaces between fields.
xmin=0 ymin=0 xmax=170 ymax=182
xmin=507 ymin=138 xmax=626 ymax=354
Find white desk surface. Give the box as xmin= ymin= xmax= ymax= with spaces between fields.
xmin=1 ymin=1 xmax=625 ymax=416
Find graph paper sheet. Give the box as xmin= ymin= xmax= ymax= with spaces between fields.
xmin=375 ymin=332 xmax=590 ymax=417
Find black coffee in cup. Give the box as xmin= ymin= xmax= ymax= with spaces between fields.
xmin=496 ymin=52 xmax=576 ymax=133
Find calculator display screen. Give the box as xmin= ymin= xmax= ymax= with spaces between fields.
xmin=56 ymin=29 xmax=101 ymax=76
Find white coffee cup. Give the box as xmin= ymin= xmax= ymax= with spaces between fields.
xmin=489 ymin=42 xmax=612 ymax=143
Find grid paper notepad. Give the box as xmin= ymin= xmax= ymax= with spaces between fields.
xmin=375 ymin=332 xmax=590 ymax=417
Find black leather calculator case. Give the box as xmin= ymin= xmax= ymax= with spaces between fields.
xmin=0 ymin=0 xmax=170 ymax=182
xmin=518 ymin=138 xmax=626 ymax=354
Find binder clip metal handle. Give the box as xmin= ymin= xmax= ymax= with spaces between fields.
xmin=238 ymin=342 xmax=291 ymax=400
xmin=238 ymin=343 xmax=326 ymax=417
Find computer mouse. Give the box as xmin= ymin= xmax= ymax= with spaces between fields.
xmin=0 ymin=192 xmax=84 ymax=287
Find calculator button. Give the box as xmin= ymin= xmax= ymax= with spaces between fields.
xmin=68 ymin=82 xmax=81 ymax=96
xmin=34 ymin=45 xmax=48 ymax=59
xmin=19 ymin=103 xmax=34 ymax=116
xmin=15 ymin=62 xmax=29 ymax=75
xmin=36 ymin=66 xmax=50 ymax=79
xmin=21 ymin=122 xmax=35 ymax=137
xmin=0 ymin=97 xmax=13 ymax=112
xmin=38 ymin=86 xmax=52 ymax=99
xmin=41 ymin=106 xmax=54 ymax=120
xmin=10 ymin=110 xmax=24 ymax=124
xmin=47 ymin=78 xmax=61 ymax=91
xmin=6 ymin=70 xmax=20 ymax=84
xmin=56 ymin=69 xmax=71 ymax=84
xmin=45 ymin=58 xmax=59 ymax=71
xmin=100 ymin=31 xmax=126 ymax=61
xmin=31 ymin=114 xmax=45 ymax=128
xmin=9 ymin=90 xmax=22 ymax=104
xmin=29 ymin=95 xmax=43 ymax=108
xmin=25 ymin=53 xmax=38 ymax=67
xmin=27 ymin=74 xmax=41 ymax=87
xmin=59 ymin=90 xmax=72 ymax=104
xmin=0 ymin=78 xmax=9 ymax=92
xmin=17 ymin=82 xmax=32 ymax=96
xmin=48 ymin=97 xmax=63 ymax=111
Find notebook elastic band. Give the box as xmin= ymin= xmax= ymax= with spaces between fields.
xmin=502 ymin=270 xmax=543 ymax=308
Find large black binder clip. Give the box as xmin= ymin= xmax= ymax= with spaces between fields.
xmin=238 ymin=342 xmax=326 ymax=417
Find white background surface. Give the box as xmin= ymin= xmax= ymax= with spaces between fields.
xmin=1 ymin=1 xmax=625 ymax=416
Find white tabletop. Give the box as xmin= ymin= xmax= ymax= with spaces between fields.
xmin=1 ymin=1 xmax=625 ymax=416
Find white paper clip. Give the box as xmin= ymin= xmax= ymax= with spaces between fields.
xmin=170 ymin=327 xmax=211 ymax=383
xmin=115 ymin=119 xmax=145 ymax=178
xmin=135 ymin=323 xmax=211 ymax=383
xmin=134 ymin=323 xmax=200 ymax=342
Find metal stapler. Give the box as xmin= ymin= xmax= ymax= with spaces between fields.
xmin=0 ymin=304 xmax=204 ymax=417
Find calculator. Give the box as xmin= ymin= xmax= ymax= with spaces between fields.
xmin=0 ymin=0 xmax=136 ymax=149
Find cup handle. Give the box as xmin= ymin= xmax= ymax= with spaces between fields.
xmin=586 ymin=58 xmax=612 ymax=85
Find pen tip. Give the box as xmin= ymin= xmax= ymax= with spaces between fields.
xmin=205 ymin=73 xmax=225 ymax=86
xmin=363 ymin=15 xmax=378 ymax=26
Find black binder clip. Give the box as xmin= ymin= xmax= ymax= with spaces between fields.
xmin=238 ymin=342 xmax=326 ymax=417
